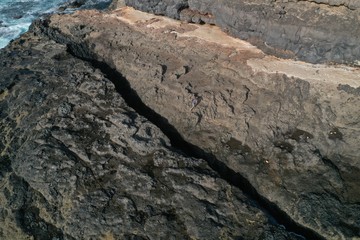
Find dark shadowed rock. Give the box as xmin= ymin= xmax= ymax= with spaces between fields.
xmin=125 ymin=0 xmax=188 ymax=19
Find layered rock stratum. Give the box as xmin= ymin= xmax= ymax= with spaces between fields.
xmin=124 ymin=0 xmax=360 ymax=64
xmin=0 ymin=2 xmax=360 ymax=240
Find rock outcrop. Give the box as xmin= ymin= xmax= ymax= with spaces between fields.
xmin=1 ymin=3 xmax=360 ymax=240
xmin=0 ymin=31 xmax=293 ymax=240
xmin=124 ymin=0 xmax=360 ymax=65
xmin=0 ymin=16 xmax=302 ymax=240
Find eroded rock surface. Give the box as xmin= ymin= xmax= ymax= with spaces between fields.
xmin=31 ymin=7 xmax=360 ymax=239
xmin=1 ymin=1 xmax=360 ymax=239
xmin=0 ymin=21 xmax=304 ymax=240
xmin=123 ymin=0 xmax=360 ymax=64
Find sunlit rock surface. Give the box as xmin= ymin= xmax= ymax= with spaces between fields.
xmin=0 ymin=3 xmax=359 ymax=240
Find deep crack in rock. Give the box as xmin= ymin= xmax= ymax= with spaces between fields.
xmin=63 ymin=42 xmax=326 ymax=240
xmin=3 ymin=6 xmax=359 ymax=239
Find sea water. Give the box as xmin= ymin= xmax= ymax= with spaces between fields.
xmin=0 ymin=0 xmax=111 ymax=49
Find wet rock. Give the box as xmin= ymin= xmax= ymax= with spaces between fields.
xmin=68 ymin=0 xmax=87 ymax=8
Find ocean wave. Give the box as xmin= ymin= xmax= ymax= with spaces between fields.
xmin=0 ymin=0 xmax=111 ymax=49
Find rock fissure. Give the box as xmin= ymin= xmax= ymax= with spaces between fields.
xmin=1 ymin=5 xmax=359 ymax=239
xmin=61 ymin=40 xmax=326 ymax=240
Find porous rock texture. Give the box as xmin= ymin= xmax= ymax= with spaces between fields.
xmin=35 ymin=7 xmax=360 ymax=240
xmin=0 ymin=3 xmax=360 ymax=240
xmin=0 ymin=17 xmax=306 ymax=240
xmin=124 ymin=0 xmax=360 ymax=64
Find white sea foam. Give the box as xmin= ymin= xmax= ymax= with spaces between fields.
xmin=0 ymin=0 xmax=111 ymax=49
xmin=0 ymin=22 xmax=31 ymax=48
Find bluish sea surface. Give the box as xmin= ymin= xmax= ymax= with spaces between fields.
xmin=0 ymin=0 xmax=111 ymax=48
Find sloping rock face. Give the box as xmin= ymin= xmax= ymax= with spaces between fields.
xmin=1 ymin=4 xmax=360 ymax=240
xmin=32 ymin=7 xmax=360 ymax=240
xmin=0 ymin=20 xmax=305 ymax=240
xmin=124 ymin=0 xmax=360 ymax=64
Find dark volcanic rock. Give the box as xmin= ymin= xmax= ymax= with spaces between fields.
xmin=34 ymin=8 xmax=360 ymax=239
xmin=124 ymin=0 xmax=188 ymax=19
xmin=1 ymin=2 xmax=360 ymax=240
xmin=0 ymin=22 xmax=302 ymax=240
xmin=124 ymin=0 xmax=360 ymax=64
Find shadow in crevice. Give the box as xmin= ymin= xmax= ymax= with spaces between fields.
xmin=65 ymin=43 xmax=325 ymax=240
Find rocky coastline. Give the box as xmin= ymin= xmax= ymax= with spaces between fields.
xmin=0 ymin=1 xmax=359 ymax=239
xmin=125 ymin=0 xmax=360 ymax=65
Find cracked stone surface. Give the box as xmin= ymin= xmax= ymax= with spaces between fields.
xmin=0 ymin=27 xmax=303 ymax=240
xmin=1 ymin=3 xmax=360 ymax=240
xmin=32 ymin=7 xmax=360 ymax=239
